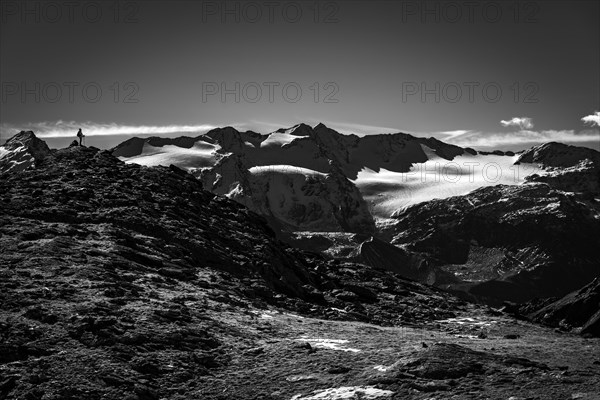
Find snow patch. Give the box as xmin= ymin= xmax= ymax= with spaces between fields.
xmin=225 ymin=182 xmax=244 ymax=199
xmin=120 ymin=141 xmax=220 ymax=170
xmin=249 ymin=165 xmax=326 ymax=176
xmin=373 ymin=365 xmax=391 ymax=372
xmin=296 ymin=337 xmax=360 ymax=352
xmin=0 ymin=146 xmax=9 ymax=160
xmin=437 ymin=317 xmax=498 ymax=327
xmin=250 ymin=310 xmax=304 ymax=320
xmin=290 ymin=386 xmax=394 ymax=400
xmin=329 ymin=307 xmax=348 ymax=314
xmin=260 ymin=131 xmax=304 ymax=148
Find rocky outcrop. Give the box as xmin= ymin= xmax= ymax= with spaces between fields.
xmin=204 ymin=126 xmax=264 ymax=152
xmin=365 ymin=342 xmax=548 ymax=383
xmin=357 ymin=237 xmax=431 ymax=282
xmin=283 ymin=233 xmax=458 ymax=287
xmin=0 ymin=130 xmax=51 ymax=174
xmin=516 ymin=142 xmax=600 ymax=195
xmin=515 ymin=142 xmax=600 ymax=167
xmin=525 ymin=159 xmax=600 ymax=195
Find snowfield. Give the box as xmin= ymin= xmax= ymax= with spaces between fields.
xmin=119 ymin=141 xmax=220 ymax=170
xmin=290 ymin=386 xmax=394 ymax=399
xmin=259 ymin=130 xmax=307 ymax=148
xmin=0 ymin=146 xmax=10 ymax=160
xmin=296 ymin=337 xmax=361 ymax=353
xmin=353 ymin=145 xmax=543 ymax=220
xmin=249 ymin=165 xmax=326 ymax=177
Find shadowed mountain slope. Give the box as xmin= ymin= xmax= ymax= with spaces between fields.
xmin=385 ymin=183 xmax=600 ymax=304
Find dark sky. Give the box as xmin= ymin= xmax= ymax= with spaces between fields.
xmin=1 ymin=0 xmax=599 ymax=150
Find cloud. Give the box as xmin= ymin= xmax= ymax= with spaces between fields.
xmin=0 ymin=119 xmax=400 ymax=141
xmin=437 ymin=130 xmax=472 ymax=139
xmin=500 ymin=117 xmax=534 ymax=130
xmin=438 ymin=129 xmax=600 ymax=148
xmin=582 ymin=111 xmax=600 ymax=127
xmin=0 ymin=121 xmax=218 ymax=139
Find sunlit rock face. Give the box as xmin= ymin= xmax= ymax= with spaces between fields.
xmin=0 ymin=130 xmax=51 ymax=174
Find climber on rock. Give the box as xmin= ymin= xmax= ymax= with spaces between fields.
xmin=77 ymin=129 xmax=84 ymax=146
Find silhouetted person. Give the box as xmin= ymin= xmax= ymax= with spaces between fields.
xmin=77 ymin=129 xmax=84 ymax=146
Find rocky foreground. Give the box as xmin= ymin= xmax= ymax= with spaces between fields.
xmin=1 ymin=132 xmax=599 ymax=399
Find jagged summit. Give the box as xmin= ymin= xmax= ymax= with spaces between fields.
xmin=0 ymin=130 xmax=50 ymax=174
xmin=515 ymin=141 xmax=600 ymax=167
xmin=4 ymin=130 xmax=36 ymax=144
xmin=112 ymin=136 xmax=198 ymax=157
xmin=276 ymin=122 xmax=315 ymax=136
xmin=2 ymin=130 xmax=49 ymax=155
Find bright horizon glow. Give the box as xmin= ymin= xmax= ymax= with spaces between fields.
xmin=0 ymin=121 xmax=219 ymax=138
xmin=1 ymin=120 xmax=599 ymax=152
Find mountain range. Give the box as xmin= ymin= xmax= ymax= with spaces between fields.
xmin=108 ymin=123 xmax=600 ymax=305
xmin=111 ymin=124 xmax=550 ymax=230
xmin=1 ymin=127 xmax=599 ymax=399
